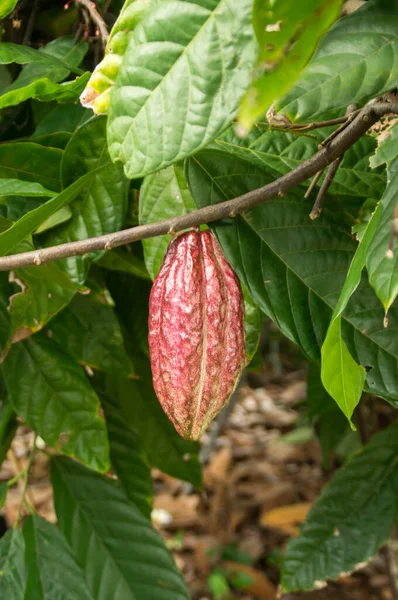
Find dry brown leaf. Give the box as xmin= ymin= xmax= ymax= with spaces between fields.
xmin=260 ymin=503 xmax=311 ymax=536
xmin=223 ymin=561 xmax=277 ymax=599
xmin=153 ymin=493 xmax=200 ymax=528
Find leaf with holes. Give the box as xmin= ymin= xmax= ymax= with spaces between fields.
xmin=44 ymin=117 xmax=128 ymax=285
xmin=282 ymin=423 xmax=398 ymax=591
xmin=276 ymin=0 xmax=398 ymax=121
xmin=23 ymin=515 xmax=95 ymax=600
xmin=107 ymin=0 xmax=257 ymax=178
xmin=52 ymin=455 xmax=190 ymax=600
xmin=2 ymin=333 xmax=109 ymax=472
xmin=186 ymin=149 xmax=398 ymax=405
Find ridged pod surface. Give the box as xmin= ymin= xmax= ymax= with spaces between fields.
xmin=148 ymin=230 xmax=246 ymax=440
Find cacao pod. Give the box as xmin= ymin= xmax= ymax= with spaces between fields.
xmin=148 ymin=229 xmax=246 ymax=440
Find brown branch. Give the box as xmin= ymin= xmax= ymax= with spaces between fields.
xmin=310 ymin=156 xmax=342 ymax=219
xmin=75 ymin=0 xmax=109 ymax=45
xmin=283 ymin=110 xmax=361 ymax=132
xmin=0 ymin=93 xmax=397 ymax=272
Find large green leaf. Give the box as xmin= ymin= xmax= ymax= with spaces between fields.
xmin=282 ymin=423 xmax=398 ymax=592
xmin=186 ymin=150 xmax=398 ymax=405
xmin=44 ymin=117 xmax=128 ymax=284
xmin=50 ymin=289 xmax=135 ymax=377
xmin=0 ymin=529 xmax=25 ymax=600
xmin=238 ymin=0 xmax=341 ymax=132
xmin=0 ymin=143 xmax=62 ymax=192
xmin=105 ymin=374 xmax=202 ymax=487
xmin=101 ymin=392 xmax=153 ymax=519
xmin=0 ymin=0 xmax=19 ymax=18
xmin=139 ymin=164 xmax=196 ymax=279
xmin=212 ymin=125 xmax=386 ymax=199
xmin=33 ymin=103 xmax=90 ymax=137
xmin=52 ymin=455 xmax=190 ymax=600
xmin=23 ymin=515 xmax=95 ymax=600
xmin=82 ymin=0 xmax=159 ymax=115
xmin=2 ymin=333 xmax=109 ymax=472
xmin=0 ymin=180 xmax=56 ymax=199
xmin=276 ymin=0 xmax=398 ymax=121
xmin=107 ymin=0 xmax=257 ymax=178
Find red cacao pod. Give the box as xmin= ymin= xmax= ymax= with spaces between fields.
xmin=148 ymin=229 xmax=246 ymax=440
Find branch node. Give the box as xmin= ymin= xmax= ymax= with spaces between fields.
xmin=277 ymin=190 xmax=284 ymax=198
xmin=33 ymin=253 xmax=42 ymax=266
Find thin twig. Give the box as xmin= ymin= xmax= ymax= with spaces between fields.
xmin=22 ymin=0 xmax=40 ymax=45
xmin=14 ymin=434 xmax=37 ymax=527
xmin=284 ymin=110 xmax=361 ymax=132
xmin=0 ymin=93 xmax=397 ymax=271
xmin=75 ymin=0 xmax=109 ymax=45
xmin=304 ymin=168 xmax=325 ymax=199
xmin=319 ymin=104 xmax=360 ymax=148
xmin=310 ymin=156 xmax=342 ymax=219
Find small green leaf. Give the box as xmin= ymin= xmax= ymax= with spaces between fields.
xmin=0 ymin=180 xmax=57 ymax=199
xmin=23 ymin=515 xmax=95 ymax=600
xmin=0 ymin=165 xmax=110 ymax=258
xmin=107 ymin=0 xmax=257 ymax=178
xmin=97 ymin=247 xmax=151 ymax=280
xmin=52 ymin=455 xmax=190 ymax=600
xmin=0 ymin=0 xmax=19 ymax=18
xmin=139 ymin=164 xmax=196 ymax=279
xmin=0 ymin=40 xmax=84 ymax=73
xmin=50 ymin=290 xmax=135 ymax=377
xmin=33 ymin=102 xmax=90 ymax=137
xmin=238 ymin=0 xmax=342 ymax=132
xmin=2 ymin=333 xmax=109 ymax=472
xmin=276 ymin=0 xmax=398 ymax=121
xmin=0 ymin=482 xmax=7 ymax=509
xmin=282 ymin=423 xmax=398 ymax=591
xmin=0 ymin=529 xmax=25 ymax=600
xmin=0 ymin=395 xmax=18 ymax=466
xmin=0 ymin=142 xmax=62 ymax=192
xmin=101 ymin=391 xmax=153 ymax=519
xmin=0 ymin=73 xmax=91 ymax=110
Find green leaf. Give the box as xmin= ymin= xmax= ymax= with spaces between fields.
xmin=0 ymin=180 xmax=57 ymax=199
xmin=0 ymin=39 xmax=85 ymax=75
xmin=2 ymin=333 xmax=109 ymax=472
xmin=107 ymin=0 xmax=257 ymax=178
xmin=105 ymin=374 xmax=202 ymax=487
xmin=52 ymin=455 xmax=190 ymax=600
xmin=33 ymin=102 xmax=91 ymax=137
xmin=0 ymin=482 xmax=7 ymax=509
xmin=82 ymin=0 xmax=159 ymax=114
xmin=281 ymin=423 xmax=398 ymax=592
xmin=101 ymin=392 xmax=153 ymax=519
xmin=139 ymin=164 xmax=196 ymax=279
xmin=0 ymin=164 xmax=111 ymax=259
xmin=0 ymin=0 xmax=19 ymax=18
xmin=34 ymin=206 xmax=73 ymax=234
xmin=321 ymin=197 xmax=384 ymax=424
xmin=366 ymin=127 xmax=398 ymax=317
xmin=44 ymin=116 xmax=128 ymax=284
xmin=276 ymin=0 xmax=398 ymax=121
xmin=97 ymin=247 xmax=151 ymax=280
xmin=238 ymin=0 xmax=341 ymax=132
xmin=242 ymin=283 xmax=263 ymax=361
xmin=23 ymin=515 xmax=95 ymax=600
xmin=0 ymin=72 xmax=91 ymax=110
xmin=0 ymin=142 xmax=62 ymax=192
xmin=186 ymin=149 xmax=398 ymax=405
xmin=211 ymin=125 xmax=386 ymax=199
xmin=50 ymin=290 xmax=135 ymax=377
xmin=7 ymin=260 xmax=79 ymax=344
xmin=0 ymin=529 xmax=25 ymax=600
